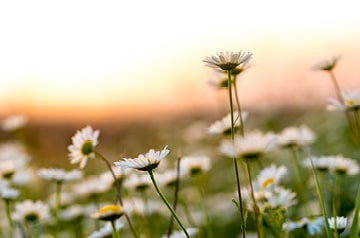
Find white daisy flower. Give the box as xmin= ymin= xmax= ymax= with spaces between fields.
xmin=302 ymin=156 xmax=333 ymax=172
xmin=311 ymin=55 xmax=341 ymax=71
xmin=1 ymin=114 xmax=28 ymax=131
xmin=180 ymin=155 xmax=212 ymax=176
xmin=329 ymin=155 xmax=359 ymax=175
xmin=88 ymin=220 xmax=124 ymax=238
xmin=12 ymin=199 xmax=50 ymax=222
xmin=203 ymin=51 xmax=252 ymax=71
xmin=59 ymin=204 xmax=85 ymax=221
xmin=266 ymin=187 xmax=297 ymax=209
xmin=220 ymin=130 xmax=277 ymax=160
xmin=208 ymin=111 xmax=248 ymax=135
xmin=328 ymin=216 xmax=347 ymax=232
xmin=114 ymin=146 xmax=170 ymax=171
xmin=73 ymin=175 xmax=113 ymax=197
xmin=37 ymin=168 xmax=83 ymax=182
xmin=327 ymin=90 xmax=360 ymax=111
xmin=1 ymin=186 xmax=20 ymax=200
xmin=0 ymin=154 xmax=30 ymax=179
xmin=124 ymin=173 xmax=152 ymax=191
xmin=68 ymin=125 xmax=100 ymax=169
xmin=162 ymin=227 xmax=198 ymax=238
xmin=90 ymin=204 xmax=124 ymax=221
xmin=277 ymin=125 xmax=316 ymax=148
xmin=284 ymin=216 xmax=324 ymax=236
xmin=255 ymin=164 xmax=287 ymax=190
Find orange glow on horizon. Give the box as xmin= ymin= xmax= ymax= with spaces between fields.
xmin=1 ymin=0 xmax=360 ymax=121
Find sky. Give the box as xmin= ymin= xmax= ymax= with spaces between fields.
xmin=1 ymin=0 xmax=360 ymax=121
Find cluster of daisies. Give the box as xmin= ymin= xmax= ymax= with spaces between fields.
xmin=0 ymin=51 xmax=359 ymax=238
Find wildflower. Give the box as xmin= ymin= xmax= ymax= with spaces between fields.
xmin=277 ymin=125 xmax=316 ymax=148
xmin=265 ymin=187 xmax=297 ymax=210
xmin=329 ymin=155 xmax=359 ymax=175
xmin=0 ymin=154 xmax=30 ymax=179
xmin=203 ymin=51 xmax=252 ymax=71
xmin=88 ymin=220 xmax=124 ymax=238
xmin=124 ymin=173 xmax=152 ymax=192
xmin=73 ymin=175 xmax=113 ymax=197
xmin=1 ymin=186 xmax=20 ymax=200
xmin=256 ymin=164 xmax=287 ymax=190
xmin=37 ymin=168 xmax=83 ymax=182
xmin=302 ymin=156 xmax=333 ymax=172
xmin=91 ymin=204 xmax=124 ymax=221
xmin=328 ymin=216 xmax=347 ymax=233
xmin=180 ymin=155 xmax=211 ymax=176
xmin=12 ymin=199 xmax=50 ymax=222
xmin=327 ymin=90 xmax=360 ymax=111
xmin=114 ymin=146 xmax=169 ymax=171
xmin=162 ymin=227 xmax=199 ymax=238
xmin=1 ymin=114 xmax=28 ymax=131
xmin=68 ymin=125 xmax=100 ymax=169
xmin=220 ymin=130 xmax=276 ymax=160
xmin=208 ymin=111 xmax=248 ymax=135
xmin=59 ymin=204 xmax=85 ymax=221
xmin=157 ymin=170 xmax=179 ymax=187
xmin=284 ymin=216 xmax=324 ymax=236
xmin=311 ymin=55 xmax=341 ymax=71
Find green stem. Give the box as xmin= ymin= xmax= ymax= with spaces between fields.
xmin=5 ymin=199 xmax=14 ymax=238
xmin=232 ymin=74 xmax=244 ymax=136
xmin=54 ymin=181 xmax=62 ymax=238
xmin=305 ymin=148 xmax=333 ymax=238
xmin=111 ymin=220 xmax=120 ymax=238
xmin=167 ymin=155 xmax=182 ymax=238
xmin=227 ymin=69 xmax=246 ymax=238
xmin=245 ymin=159 xmax=262 ymax=238
xmin=148 ymin=170 xmax=190 ymax=238
xmin=289 ymin=148 xmax=308 ymax=205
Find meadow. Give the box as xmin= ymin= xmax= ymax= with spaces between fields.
xmin=0 ymin=52 xmax=359 ymax=238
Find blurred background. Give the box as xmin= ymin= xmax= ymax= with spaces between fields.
xmin=1 ymin=0 xmax=360 ymax=123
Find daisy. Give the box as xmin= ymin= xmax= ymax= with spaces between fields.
xmin=266 ymin=187 xmax=297 ymax=210
xmin=327 ymin=90 xmax=360 ymax=111
xmin=328 ymin=216 xmax=347 ymax=233
xmin=302 ymin=156 xmax=333 ymax=172
xmin=114 ymin=146 xmax=169 ymax=171
xmin=37 ymin=168 xmax=83 ymax=182
xmin=162 ymin=227 xmax=198 ymax=238
xmin=329 ymin=155 xmax=359 ymax=175
xmin=91 ymin=204 xmax=124 ymax=221
xmin=12 ymin=199 xmax=50 ymax=222
xmin=123 ymin=173 xmax=153 ymax=191
xmin=208 ymin=111 xmax=248 ymax=135
xmin=311 ymin=55 xmax=341 ymax=71
xmin=1 ymin=114 xmax=28 ymax=131
xmin=255 ymin=164 xmax=287 ymax=190
xmin=1 ymin=186 xmax=20 ymax=200
xmin=220 ymin=130 xmax=276 ymax=160
xmin=59 ymin=204 xmax=85 ymax=221
xmin=73 ymin=175 xmax=113 ymax=197
xmin=277 ymin=125 xmax=316 ymax=148
xmin=88 ymin=220 xmax=124 ymax=238
xmin=180 ymin=155 xmax=212 ymax=176
xmin=68 ymin=125 xmax=100 ymax=169
xmin=0 ymin=155 xmax=30 ymax=179
xmin=284 ymin=216 xmax=324 ymax=236
xmin=203 ymin=51 xmax=252 ymax=71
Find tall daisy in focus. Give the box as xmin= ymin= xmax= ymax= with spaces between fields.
xmin=114 ymin=146 xmax=190 ymax=238
xmin=203 ymin=51 xmax=252 ymax=238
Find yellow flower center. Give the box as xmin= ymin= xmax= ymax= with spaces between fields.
xmin=98 ymin=204 xmax=122 ymax=215
xmin=347 ymin=99 xmax=354 ymax=105
xmin=261 ymin=177 xmax=275 ymax=188
xmin=81 ymin=140 xmax=94 ymax=155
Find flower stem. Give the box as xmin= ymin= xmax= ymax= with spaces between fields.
xmin=148 ymin=169 xmax=190 ymax=238
xmin=95 ymin=151 xmax=138 ymax=238
xmin=167 ymin=155 xmax=182 ymax=238
xmin=305 ymin=148 xmax=333 ymax=238
xmin=227 ymin=69 xmax=246 ymax=237
xmin=245 ymin=159 xmax=262 ymax=238
xmin=232 ymin=74 xmax=244 ymax=136
xmin=5 ymin=199 xmax=14 ymax=238
xmin=54 ymin=181 xmax=62 ymax=238
xmin=111 ymin=220 xmax=120 ymax=238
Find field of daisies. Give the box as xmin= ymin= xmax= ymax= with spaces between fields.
xmin=0 ymin=52 xmax=359 ymax=238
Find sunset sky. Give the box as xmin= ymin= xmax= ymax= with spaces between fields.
xmin=1 ymin=0 xmax=360 ymax=121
